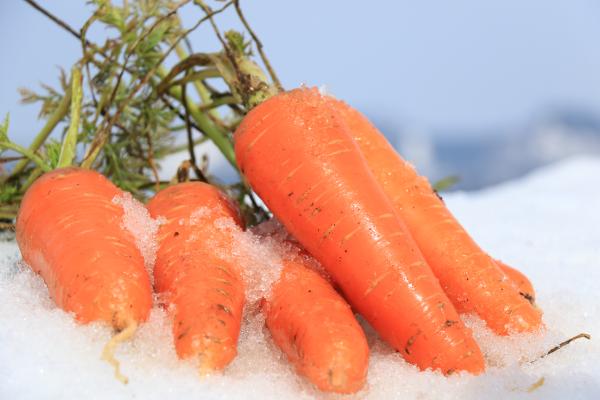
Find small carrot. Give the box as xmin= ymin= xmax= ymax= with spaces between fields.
xmin=256 ymin=222 xmax=369 ymax=393
xmin=496 ymin=260 xmax=536 ymax=304
xmin=327 ymin=97 xmax=542 ymax=334
xmin=16 ymin=167 xmax=153 ymax=383
xmin=235 ymin=87 xmax=484 ymax=374
xmin=147 ymin=182 xmax=246 ymax=373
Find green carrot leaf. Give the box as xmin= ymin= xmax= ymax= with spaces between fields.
xmin=0 ymin=114 xmax=9 ymax=143
xmin=45 ymin=139 xmax=63 ymax=169
xmin=57 ymin=66 xmax=83 ymax=168
xmin=432 ymin=175 xmax=460 ymax=192
xmin=0 ymin=184 xmax=19 ymax=203
xmin=139 ymin=23 xmax=168 ymax=54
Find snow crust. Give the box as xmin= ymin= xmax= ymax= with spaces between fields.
xmin=1 ymin=157 xmax=599 ymax=399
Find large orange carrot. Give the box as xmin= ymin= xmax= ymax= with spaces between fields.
xmin=147 ymin=182 xmax=246 ymax=373
xmin=16 ymin=167 xmax=153 ymax=382
xmin=235 ymin=88 xmax=484 ymax=374
xmin=328 ymin=97 xmax=542 ymax=334
xmin=256 ymin=223 xmax=369 ymax=393
xmin=497 ymin=260 xmax=536 ymax=304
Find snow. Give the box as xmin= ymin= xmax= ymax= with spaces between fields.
xmin=112 ymin=193 xmax=162 ymax=283
xmin=178 ymin=206 xmax=286 ymax=305
xmin=217 ymin=219 xmax=285 ymax=305
xmin=1 ymin=156 xmax=599 ymax=399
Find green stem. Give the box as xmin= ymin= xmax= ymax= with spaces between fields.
xmin=0 ymin=211 xmax=17 ymax=220
xmin=21 ymin=167 xmax=44 ymax=192
xmin=169 ymin=68 xmax=221 ymax=89
xmin=164 ymin=136 xmax=208 ymax=155
xmin=174 ymin=45 xmax=217 ymax=112
xmin=167 ymin=85 xmax=237 ymax=168
xmin=0 ymin=204 xmax=19 ymax=213
xmin=58 ymin=66 xmax=83 ymax=168
xmin=156 ymin=65 xmax=237 ymax=169
xmin=199 ymin=95 xmax=237 ymax=111
xmin=0 ymin=142 xmax=50 ymax=172
xmin=8 ymin=85 xmax=72 ymax=178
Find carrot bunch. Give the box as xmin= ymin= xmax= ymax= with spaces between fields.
xmin=14 ymin=168 xmax=368 ymax=392
xmin=146 ymin=183 xmax=369 ymax=392
xmin=327 ymin=95 xmax=542 ymax=334
xmin=235 ymin=88 xmax=485 ymax=374
xmin=234 ymin=87 xmax=543 ymax=377
xmin=14 ymin=87 xmax=543 ymax=395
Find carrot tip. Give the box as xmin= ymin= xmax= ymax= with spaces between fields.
xmin=527 ymin=377 xmax=545 ymax=392
xmin=327 ymin=367 xmax=349 ymax=391
xmin=101 ymin=319 xmax=138 ymax=384
xmin=198 ymin=353 xmax=216 ymax=378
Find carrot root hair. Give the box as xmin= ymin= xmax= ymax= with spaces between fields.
xmin=101 ymin=318 xmax=138 ymax=384
xmin=530 ymin=332 xmax=591 ymax=363
xmin=198 ymin=352 xmax=216 ymax=377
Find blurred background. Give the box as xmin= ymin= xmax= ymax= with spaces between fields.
xmin=2 ymin=0 xmax=600 ymax=190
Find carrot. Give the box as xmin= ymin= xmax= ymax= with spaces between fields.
xmin=327 ymin=96 xmax=542 ymax=334
xmin=146 ymin=182 xmax=246 ymax=373
xmin=255 ymin=223 xmax=369 ymax=393
xmin=15 ymin=167 xmax=153 ymax=383
xmin=234 ymin=87 xmax=484 ymax=374
xmin=496 ymin=260 xmax=536 ymax=304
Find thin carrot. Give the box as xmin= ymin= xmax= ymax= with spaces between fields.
xmin=496 ymin=260 xmax=536 ymax=304
xmin=235 ymin=87 xmax=484 ymax=374
xmin=147 ymin=182 xmax=246 ymax=373
xmin=256 ymin=222 xmax=369 ymax=393
xmin=15 ymin=167 xmax=153 ymax=383
xmin=327 ymin=96 xmax=542 ymax=334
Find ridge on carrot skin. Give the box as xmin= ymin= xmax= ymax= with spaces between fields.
xmin=234 ymin=87 xmax=485 ymax=374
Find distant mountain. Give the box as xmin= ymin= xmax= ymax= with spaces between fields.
xmin=380 ymin=108 xmax=600 ymax=191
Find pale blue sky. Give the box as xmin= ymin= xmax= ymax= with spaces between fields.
xmin=2 ymin=0 xmax=600 ymax=144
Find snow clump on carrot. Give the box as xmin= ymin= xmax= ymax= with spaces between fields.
xmin=112 ymin=192 xmax=163 ymax=281
xmin=212 ymin=216 xmax=286 ymax=304
xmin=461 ymin=314 xmax=551 ymax=368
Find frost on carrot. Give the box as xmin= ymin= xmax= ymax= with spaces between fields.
xmin=327 ymin=96 xmax=542 ymax=335
xmin=234 ymin=88 xmax=485 ymax=374
xmin=147 ymin=182 xmax=246 ymax=374
xmin=15 ymin=167 xmax=153 ymax=383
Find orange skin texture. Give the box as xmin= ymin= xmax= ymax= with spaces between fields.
xmin=329 ymin=97 xmax=542 ymax=335
xmin=16 ymin=168 xmax=152 ymax=330
xmin=147 ymin=182 xmax=245 ymax=371
xmin=264 ymin=250 xmax=369 ymax=393
xmin=497 ymin=261 xmax=536 ymax=303
xmin=235 ymin=88 xmax=484 ymax=374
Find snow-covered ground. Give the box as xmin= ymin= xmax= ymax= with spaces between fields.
xmin=1 ymin=157 xmax=599 ymax=399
